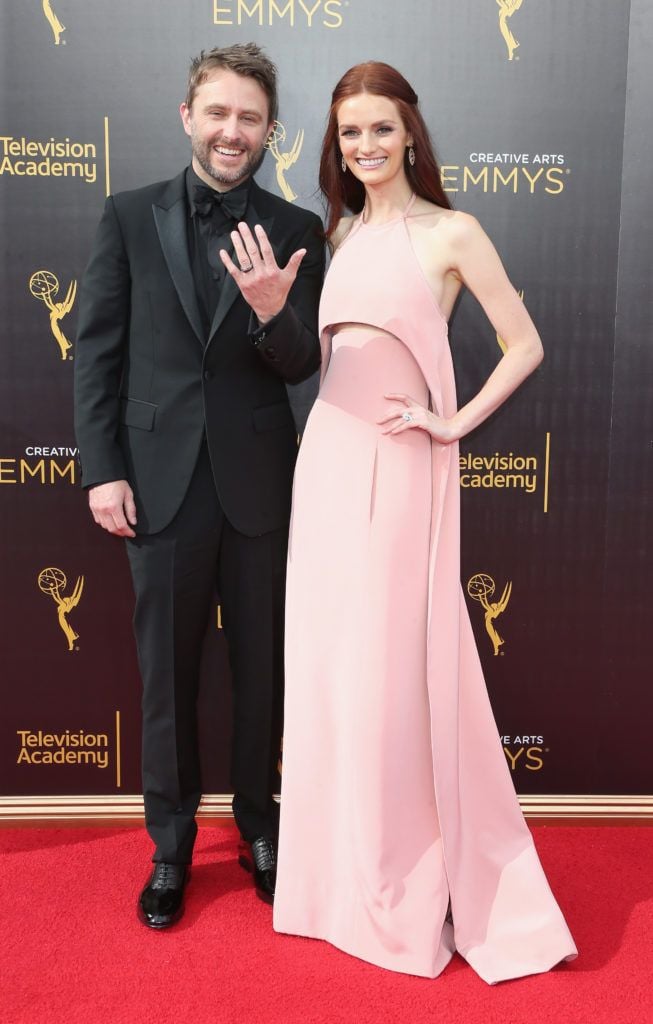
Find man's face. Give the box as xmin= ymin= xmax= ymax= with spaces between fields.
xmin=180 ymin=69 xmax=274 ymax=190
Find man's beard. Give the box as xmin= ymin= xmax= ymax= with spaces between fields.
xmin=192 ymin=133 xmax=267 ymax=188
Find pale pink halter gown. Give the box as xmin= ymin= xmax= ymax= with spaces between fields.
xmin=274 ymin=199 xmax=577 ymax=983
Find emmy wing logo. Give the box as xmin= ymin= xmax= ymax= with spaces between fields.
xmin=29 ymin=270 xmax=77 ymax=360
xmin=467 ymin=573 xmax=512 ymax=656
xmin=38 ymin=567 xmax=83 ymax=652
xmin=266 ymin=121 xmax=304 ymax=203
xmin=42 ymin=0 xmax=66 ymax=44
xmin=496 ymin=0 xmax=523 ymax=61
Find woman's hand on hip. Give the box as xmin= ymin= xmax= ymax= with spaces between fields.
xmin=378 ymin=393 xmax=461 ymax=444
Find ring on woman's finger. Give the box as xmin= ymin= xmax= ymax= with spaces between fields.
xmin=240 ymin=261 xmax=254 ymax=273
xmin=402 ymin=412 xmax=414 ymax=422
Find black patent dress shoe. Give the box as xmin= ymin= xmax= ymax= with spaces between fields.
xmin=238 ymin=837 xmax=276 ymax=904
xmin=137 ymin=862 xmax=190 ymax=929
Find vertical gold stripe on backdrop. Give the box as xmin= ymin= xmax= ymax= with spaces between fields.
xmin=543 ymin=432 xmax=551 ymax=513
xmin=104 ymin=116 xmax=111 ymax=197
xmin=115 ymin=710 xmax=121 ymax=788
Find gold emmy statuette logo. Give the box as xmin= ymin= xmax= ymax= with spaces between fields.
xmin=496 ymin=0 xmax=523 ymax=61
xmin=42 ymin=0 xmax=66 ymax=44
xmin=467 ymin=573 xmax=512 ymax=656
xmin=266 ymin=121 xmax=304 ymax=203
xmin=38 ymin=567 xmax=84 ymax=652
xmin=29 ymin=270 xmax=77 ymax=360
xmin=496 ymin=289 xmax=524 ymax=354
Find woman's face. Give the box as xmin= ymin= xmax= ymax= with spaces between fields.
xmin=337 ymin=92 xmax=412 ymax=187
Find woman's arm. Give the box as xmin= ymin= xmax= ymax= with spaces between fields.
xmin=382 ymin=212 xmax=543 ymax=443
xmin=446 ymin=212 xmax=543 ymax=440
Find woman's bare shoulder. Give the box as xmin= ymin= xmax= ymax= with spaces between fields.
xmin=410 ymin=201 xmax=483 ymax=241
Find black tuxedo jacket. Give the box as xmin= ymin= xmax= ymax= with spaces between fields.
xmin=74 ymin=171 xmax=324 ymax=536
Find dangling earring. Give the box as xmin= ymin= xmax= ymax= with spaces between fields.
xmin=408 ymin=145 xmax=416 ymax=167
xmin=341 ymin=155 xmax=347 ymax=173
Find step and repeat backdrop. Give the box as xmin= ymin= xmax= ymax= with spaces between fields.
xmin=1 ymin=1 xmax=651 ymax=815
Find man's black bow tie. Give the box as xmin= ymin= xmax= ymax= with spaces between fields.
xmin=192 ymin=183 xmax=248 ymax=224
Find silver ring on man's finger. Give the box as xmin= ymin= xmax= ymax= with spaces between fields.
xmin=402 ymin=412 xmax=413 ymax=422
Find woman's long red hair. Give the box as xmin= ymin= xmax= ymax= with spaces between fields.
xmin=319 ymin=62 xmax=452 ymax=239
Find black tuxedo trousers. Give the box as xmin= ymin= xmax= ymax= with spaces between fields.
xmin=127 ymin=443 xmax=286 ymax=860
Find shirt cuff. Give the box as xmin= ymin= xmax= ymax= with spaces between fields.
xmin=248 ymin=304 xmax=287 ymax=345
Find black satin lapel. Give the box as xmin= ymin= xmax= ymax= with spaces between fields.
xmin=208 ymin=233 xmax=239 ymax=342
xmin=152 ymin=200 xmax=204 ymax=345
xmin=207 ymin=205 xmax=275 ymax=342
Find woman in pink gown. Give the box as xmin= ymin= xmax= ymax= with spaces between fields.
xmin=273 ymin=62 xmax=577 ymax=984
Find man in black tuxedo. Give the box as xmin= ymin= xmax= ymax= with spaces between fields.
xmin=74 ymin=44 xmax=323 ymax=928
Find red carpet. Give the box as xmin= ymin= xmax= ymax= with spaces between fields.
xmin=2 ymin=824 xmax=651 ymax=1024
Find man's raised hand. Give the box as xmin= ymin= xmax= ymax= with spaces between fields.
xmin=220 ymin=222 xmax=306 ymax=324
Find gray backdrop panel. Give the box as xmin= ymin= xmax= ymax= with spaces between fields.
xmin=0 ymin=1 xmax=650 ymax=801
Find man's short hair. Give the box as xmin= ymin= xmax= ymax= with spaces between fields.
xmin=186 ymin=43 xmax=278 ymax=124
